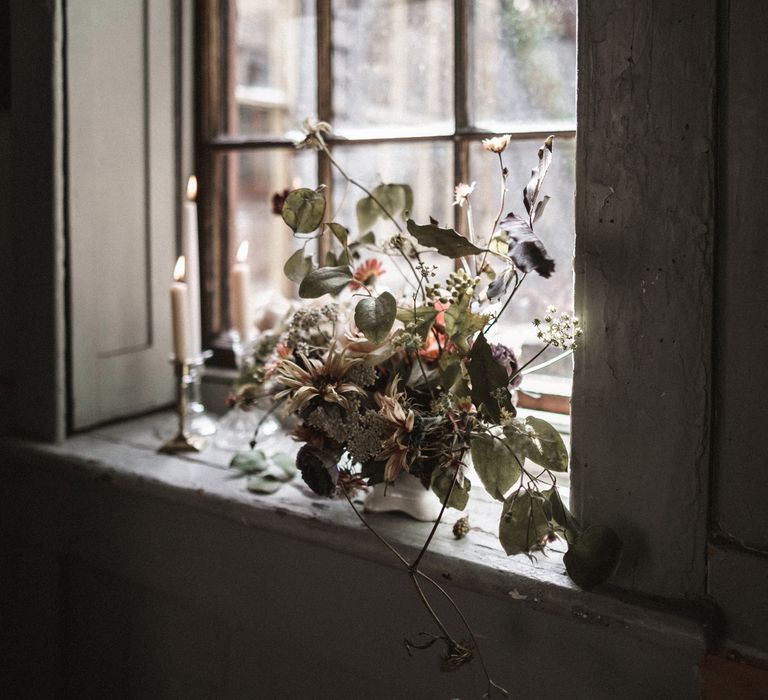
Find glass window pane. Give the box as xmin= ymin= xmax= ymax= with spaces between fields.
xmin=224 ymin=148 xmax=317 ymax=310
xmin=468 ymin=137 xmax=575 ymax=376
xmin=469 ymin=0 xmax=577 ymax=131
xmin=332 ymin=0 xmax=454 ymax=137
xmin=228 ymin=0 xmax=316 ymax=138
xmin=331 ymin=141 xmax=455 ymax=292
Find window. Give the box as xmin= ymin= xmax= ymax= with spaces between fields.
xmin=197 ymin=0 xmax=577 ymax=410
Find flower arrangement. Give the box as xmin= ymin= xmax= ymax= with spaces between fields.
xmin=232 ymin=120 xmax=621 ymax=696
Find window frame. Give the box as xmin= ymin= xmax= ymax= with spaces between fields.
xmin=195 ymin=0 xmax=577 ymax=411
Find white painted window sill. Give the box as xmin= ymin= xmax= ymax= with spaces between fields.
xmin=4 ymin=411 xmax=707 ymax=654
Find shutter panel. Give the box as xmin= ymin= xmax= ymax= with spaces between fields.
xmin=67 ymin=0 xmax=178 ymax=429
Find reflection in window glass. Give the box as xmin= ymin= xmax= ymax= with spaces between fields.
xmin=225 ymin=149 xmax=317 ymax=303
xmin=332 ymin=0 xmax=454 ymax=135
xmin=469 ymin=0 xmax=576 ymax=131
xmin=232 ymin=0 xmax=316 ymax=137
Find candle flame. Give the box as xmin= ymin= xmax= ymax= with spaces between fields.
xmin=236 ymin=240 xmax=249 ymax=263
xmin=173 ymin=255 xmax=186 ymax=282
xmin=186 ymin=175 xmax=198 ymax=201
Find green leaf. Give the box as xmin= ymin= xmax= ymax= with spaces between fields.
xmin=327 ymin=222 xmax=349 ymax=246
xmin=499 ymin=490 xmax=550 ymax=555
xmin=246 ymin=474 xmax=284 ymax=495
xmin=354 ymin=292 xmax=397 ymax=344
xmin=563 ymin=526 xmax=622 ymax=590
xmin=271 ymin=452 xmax=298 ymax=479
xmin=356 ymin=197 xmax=379 ymax=233
xmin=357 ymin=231 xmax=376 ymax=247
xmin=469 ymin=332 xmax=513 ymax=422
xmin=406 ymin=219 xmax=484 ymax=258
xmin=443 ymin=296 xmax=487 ymax=351
xmin=396 ymin=306 xmax=439 ymax=341
xmin=470 ymin=433 xmax=523 ymax=501
xmin=324 ymin=250 xmax=338 ymax=266
xmin=298 ymin=266 xmax=353 ymax=298
xmin=523 ymin=416 xmax=569 ymax=472
xmin=430 ymin=470 xmax=471 ymax=511
xmin=283 ymin=248 xmax=314 ymax=283
xmin=281 ymin=188 xmax=326 ymax=233
xmin=230 ymin=449 xmax=268 ymax=473
xmin=542 ymin=487 xmax=580 ymax=543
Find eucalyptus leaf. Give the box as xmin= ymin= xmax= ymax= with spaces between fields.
xmin=523 ymin=416 xmax=569 ymax=472
xmin=486 ymin=266 xmax=516 ymax=301
xmin=324 ymin=250 xmax=338 ymax=267
xmin=563 ymin=526 xmax=622 ymax=590
xmin=283 ymin=248 xmax=314 ymax=283
xmin=430 ymin=469 xmax=471 ymax=511
xmin=498 ymin=213 xmax=555 ymax=278
xmin=469 ymin=332 xmax=513 ymax=422
xmin=533 ymin=195 xmax=551 ymax=223
xmin=327 ymin=222 xmax=349 ymax=246
xmin=523 ymin=135 xmax=554 ymax=214
xmin=230 ymin=449 xmax=268 ymax=473
xmin=354 ymin=292 xmax=396 ymax=343
xmin=470 ymin=433 xmax=522 ymax=501
xmin=542 ymin=487 xmax=580 ymax=543
xmin=271 ymin=452 xmax=298 ymax=479
xmin=246 ymin=474 xmax=284 ymax=495
xmin=407 ymin=219 xmax=484 ymax=259
xmin=356 ymin=197 xmax=379 ymax=233
xmin=281 ymin=188 xmax=326 ymax=233
xmin=298 ymin=266 xmax=353 ymax=298
xmin=499 ymin=490 xmax=550 ymax=555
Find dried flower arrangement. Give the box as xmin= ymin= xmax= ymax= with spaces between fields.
xmin=230 ymin=120 xmax=621 ymax=696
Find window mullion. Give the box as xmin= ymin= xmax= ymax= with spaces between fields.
xmin=454 ymin=0 xmax=470 ymax=245
xmin=316 ymin=0 xmax=333 ymax=262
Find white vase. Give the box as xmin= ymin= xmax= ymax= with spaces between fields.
xmin=364 ymin=471 xmax=442 ymax=522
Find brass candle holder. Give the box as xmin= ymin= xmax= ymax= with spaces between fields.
xmin=159 ymin=360 xmax=208 ymax=454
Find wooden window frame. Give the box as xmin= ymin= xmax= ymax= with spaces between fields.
xmin=194 ymin=0 xmax=576 ymax=413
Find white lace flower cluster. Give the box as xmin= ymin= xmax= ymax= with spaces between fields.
xmin=533 ymin=306 xmax=582 ymax=349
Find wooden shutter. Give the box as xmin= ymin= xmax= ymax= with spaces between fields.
xmin=67 ymin=0 xmax=181 ymax=429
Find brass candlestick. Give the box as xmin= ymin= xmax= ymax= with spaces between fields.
xmin=159 ymin=360 xmax=208 ymax=454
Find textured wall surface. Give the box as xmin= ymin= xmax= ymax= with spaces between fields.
xmin=572 ymin=0 xmax=716 ymax=598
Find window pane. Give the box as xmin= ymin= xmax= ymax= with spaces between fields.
xmin=332 ymin=0 xmax=454 ymax=136
xmin=224 ymin=148 xmax=317 ymax=308
xmin=331 ymin=141 xmax=454 ymax=292
xmin=468 ymin=137 xmax=576 ymax=377
xmin=469 ymin=0 xmax=577 ymax=131
xmin=229 ymin=0 xmax=316 ymax=138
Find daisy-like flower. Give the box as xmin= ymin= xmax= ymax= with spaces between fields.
xmin=274 ymin=344 xmax=366 ymax=414
xmin=350 ymin=258 xmax=385 ymax=290
xmin=453 ymin=181 xmax=476 ymax=207
xmin=375 ymin=376 xmax=416 ymax=482
xmin=481 ymin=134 xmax=512 ymax=154
xmin=263 ymin=342 xmax=293 ymax=379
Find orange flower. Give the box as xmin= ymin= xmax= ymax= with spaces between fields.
xmin=350 ymin=259 xmax=385 ymax=290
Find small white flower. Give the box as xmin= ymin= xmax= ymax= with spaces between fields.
xmin=452 ymin=181 xmax=476 ymax=207
xmin=481 ymin=134 xmax=512 ymax=154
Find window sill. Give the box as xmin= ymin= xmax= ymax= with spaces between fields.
xmin=3 ymin=412 xmax=709 ymax=655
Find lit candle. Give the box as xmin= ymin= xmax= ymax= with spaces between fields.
xmin=171 ymin=255 xmax=190 ymax=363
xmin=231 ymin=240 xmax=252 ymax=342
xmin=181 ymin=175 xmax=202 ymax=360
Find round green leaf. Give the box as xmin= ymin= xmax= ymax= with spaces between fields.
xmin=327 ymin=222 xmax=349 ymax=246
xmin=354 ymin=292 xmax=396 ymax=343
xmin=470 ymin=433 xmax=522 ymax=501
xmin=283 ymin=248 xmax=314 ymax=283
xmin=523 ymin=416 xmax=569 ymax=472
xmin=563 ymin=525 xmax=622 ymax=590
xmin=281 ymin=188 xmax=326 ymax=233
xmin=229 ymin=449 xmax=268 ymax=473
xmin=298 ymin=266 xmax=353 ymax=298
xmin=430 ymin=470 xmax=471 ymax=511
xmin=246 ymin=474 xmax=284 ymax=495
xmin=498 ymin=491 xmax=550 ymax=555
